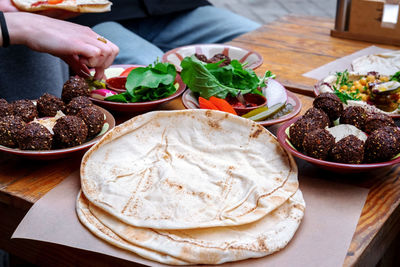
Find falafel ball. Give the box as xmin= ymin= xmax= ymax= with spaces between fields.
xmin=77 ymin=106 xmax=104 ymax=137
xmin=364 ymin=126 xmax=400 ymax=162
xmin=339 ymin=106 xmax=368 ymax=130
xmin=303 ymin=107 xmax=330 ymax=128
xmin=0 ymin=115 xmax=26 ymax=147
xmin=61 ymin=76 xmax=90 ymax=103
xmin=302 ymin=128 xmax=335 ymax=160
xmin=36 ymin=93 xmax=66 ymax=117
xmin=19 ymin=122 xmax=53 ymax=150
xmin=65 ymin=96 xmax=93 ymax=115
xmin=330 ymin=135 xmax=365 ymax=164
xmin=10 ymin=99 xmax=38 ymax=122
xmin=0 ymin=99 xmax=12 ymax=117
xmin=209 ymin=53 xmax=231 ymax=67
xmin=194 ymin=53 xmax=209 ymax=63
xmin=313 ymin=92 xmax=343 ymax=121
xmin=53 ymin=115 xmax=88 ymax=148
xmin=289 ymin=117 xmax=328 ymax=150
xmin=364 ymin=112 xmax=395 ymax=134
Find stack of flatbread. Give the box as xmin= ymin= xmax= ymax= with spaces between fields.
xmin=351 ymin=50 xmax=400 ymax=76
xmin=76 ymin=109 xmax=305 ymax=265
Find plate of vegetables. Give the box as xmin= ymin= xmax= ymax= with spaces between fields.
xmin=162 ymin=44 xmax=263 ymax=71
xmin=314 ymin=70 xmax=400 ymax=118
xmin=89 ymin=63 xmax=186 ymax=113
xmin=180 ymin=56 xmax=301 ymax=126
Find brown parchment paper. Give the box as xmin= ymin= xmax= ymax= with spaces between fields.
xmin=302 ymin=45 xmax=393 ymax=80
xmin=11 ymin=166 xmax=369 ymax=267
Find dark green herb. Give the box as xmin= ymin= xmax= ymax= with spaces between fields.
xmin=180 ymin=56 xmax=272 ymax=99
xmin=335 ymin=70 xmax=353 ymax=88
xmin=333 ymin=85 xmax=361 ymax=104
xmin=390 ymin=71 xmax=400 ymax=82
xmin=105 ymin=62 xmax=177 ymax=103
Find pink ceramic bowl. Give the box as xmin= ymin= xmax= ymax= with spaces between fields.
xmin=277 ymin=116 xmax=400 ymax=173
xmin=91 ymin=74 xmax=186 ymax=113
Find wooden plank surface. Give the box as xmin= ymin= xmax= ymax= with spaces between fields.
xmin=229 ymin=16 xmax=400 ymax=96
xmin=1 ymin=15 xmax=400 ymax=267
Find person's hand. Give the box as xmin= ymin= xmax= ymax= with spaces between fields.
xmin=5 ymin=12 xmax=119 ymax=80
xmin=0 ymin=0 xmax=18 ymax=12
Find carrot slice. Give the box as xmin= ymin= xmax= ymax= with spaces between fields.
xmin=198 ymin=97 xmax=219 ymax=111
xmin=208 ymin=96 xmax=237 ymax=115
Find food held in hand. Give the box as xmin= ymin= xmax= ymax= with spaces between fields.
xmin=330 ymin=135 xmax=365 ymax=164
xmin=77 ymin=106 xmax=105 ymax=137
xmin=12 ymin=0 xmax=112 ymax=13
xmin=53 ymin=115 xmax=88 ymax=148
xmin=65 ymin=96 xmax=93 ymax=115
xmin=363 ymin=112 xmax=395 ymax=134
xmin=0 ymin=115 xmax=25 ymax=147
xmin=364 ymin=126 xmax=400 ymax=162
xmin=313 ymin=92 xmax=343 ymax=120
xmin=339 ymin=106 xmax=368 ymax=130
xmin=62 ymin=76 xmax=91 ymax=103
xmin=36 ymin=93 xmax=66 ymax=117
xmin=302 ymin=129 xmax=335 ymax=160
xmin=19 ymin=122 xmax=53 ymax=150
xmin=11 ymin=99 xmax=38 ymax=123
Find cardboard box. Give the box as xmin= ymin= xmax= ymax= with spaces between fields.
xmin=331 ymin=0 xmax=400 ymax=46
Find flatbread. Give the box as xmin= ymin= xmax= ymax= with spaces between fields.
xmin=77 ymin=189 xmax=305 ymax=265
xmin=81 ymin=109 xmax=299 ymax=229
xmin=76 ymin=192 xmax=191 ymax=265
xmin=352 ymin=50 xmax=400 ymax=76
xmin=12 ymin=0 xmax=112 ymax=13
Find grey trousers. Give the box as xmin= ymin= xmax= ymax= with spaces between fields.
xmin=0 ymin=45 xmax=69 ymax=102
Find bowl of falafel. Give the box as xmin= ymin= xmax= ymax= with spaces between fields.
xmin=0 ymin=77 xmax=115 ymax=160
xmin=277 ymin=92 xmax=400 ymax=173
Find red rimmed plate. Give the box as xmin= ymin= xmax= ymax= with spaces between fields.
xmin=162 ymin=44 xmax=263 ymax=72
xmin=181 ymin=79 xmax=301 ymax=126
xmin=277 ymin=116 xmax=400 ymax=173
xmin=0 ymin=106 xmax=115 ymax=160
xmin=90 ymin=65 xmax=187 ymax=113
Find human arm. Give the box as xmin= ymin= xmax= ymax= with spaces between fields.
xmin=0 ymin=12 xmax=118 ymax=79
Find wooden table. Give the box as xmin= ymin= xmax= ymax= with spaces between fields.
xmin=1 ymin=15 xmax=400 ymax=267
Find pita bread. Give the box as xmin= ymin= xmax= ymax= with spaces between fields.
xmin=77 ymin=189 xmax=305 ymax=265
xmin=12 ymin=0 xmax=112 ymax=13
xmin=81 ymin=110 xmax=299 ymax=230
xmin=352 ymin=50 xmax=400 ymax=76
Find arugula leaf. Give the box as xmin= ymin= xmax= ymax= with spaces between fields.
xmin=180 ymin=56 xmax=240 ymax=99
xmin=335 ymin=70 xmax=353 ymax=88
xmin=333 ymin=85 xmax=361 ymax=104
xmin=390 ymin=71 xmax=400 ymax=82
xmin=180 ymin=56 xmax=267 ymax=99
xmin=104 ymin=92 xmax=129 ymax=103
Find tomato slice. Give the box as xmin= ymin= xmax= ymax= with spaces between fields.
xmin=119 ymin=67 xmax=136 ymax=77
xmin=48 ymin=0 xmax=63 ymax=4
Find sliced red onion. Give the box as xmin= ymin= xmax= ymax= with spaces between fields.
xmin=91 ymin=89 xmax=117 ymax=100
